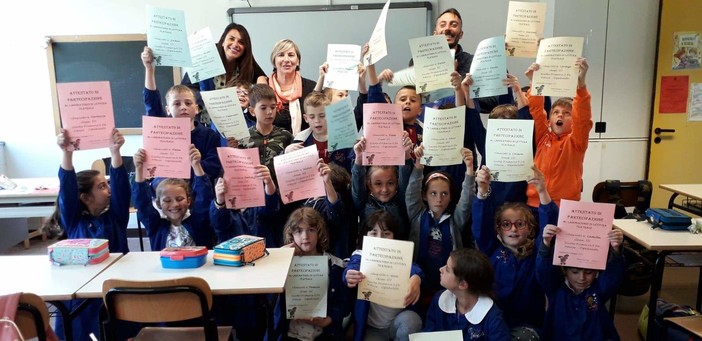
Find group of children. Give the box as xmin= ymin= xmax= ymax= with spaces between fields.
xmin=45 ymin=9 xmax=627 ymax=340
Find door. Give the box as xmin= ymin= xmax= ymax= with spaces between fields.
xmin=648 ymin=0 xmax=702 ymax=208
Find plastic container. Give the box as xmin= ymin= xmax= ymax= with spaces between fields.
xmin=48 ymin=239 xmax=109 ymax=265
xmin=159 ymin=246 xmax=208 ymax=268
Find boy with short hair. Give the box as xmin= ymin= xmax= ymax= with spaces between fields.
xmin=525 ymin=58 xmax=592 ymax=208
xmin=239 ymin=84 xmax=293 ymax=175
xmin=537 ymin=224 xmax=625 ymax=340
xmin=141 ymin=48 xmax=222 ymax=181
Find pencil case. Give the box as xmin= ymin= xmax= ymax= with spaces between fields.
xmin=48 ymin=239 xmax=109 ymax=265
xmin=646 ymin=208 xmax=692 ymax=231
xmin=213 ymin=235 xmax=267 ymax=266
xmin=159 ymin=246 xmax=208 ymax=269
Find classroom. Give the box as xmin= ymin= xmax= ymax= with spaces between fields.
xmin=1 ymin=0 xmax=701 ymax=340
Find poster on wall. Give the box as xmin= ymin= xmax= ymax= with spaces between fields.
xmin=659 ymin=76 xmax=689 ymax=114
xmin=673 ymin=32 xmax=701 ymax=70
xmin=689 ymin=83 xmax=702 ymax=121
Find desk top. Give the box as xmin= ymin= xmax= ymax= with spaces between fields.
xmin=75 ymin=248 xmax=295 ymax=298
xmin=0 ymin=253 xmax=122 ymax=301
xmin=0 ymin=178 xmax=59 ymax=204
xmin=614 ymin=219 xmax=702 ymax=251
xmin=660 ymin=184 xmax=702 ymax=201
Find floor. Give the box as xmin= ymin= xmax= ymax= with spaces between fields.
xmin=3 ymin=236 xmax=700 ymax=340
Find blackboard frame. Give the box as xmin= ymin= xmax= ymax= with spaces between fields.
xmin=46 ymin=34 xmax=181 ymax=135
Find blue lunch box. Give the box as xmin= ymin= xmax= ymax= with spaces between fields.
xmin=159 ymin=246 xmax=208 ymax=268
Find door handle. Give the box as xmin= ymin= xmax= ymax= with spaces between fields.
xmin=654 ymin=128 xmax=675 ymax=135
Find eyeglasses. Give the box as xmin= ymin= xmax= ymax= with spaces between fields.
xmin=236 ymin=90 xmax=249 ymax=97
xmin=498 ymin=220 xmax=528 ymax=230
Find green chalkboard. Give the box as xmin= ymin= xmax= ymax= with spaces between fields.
xmin=47 ymin=34 xmax=180 ymax=134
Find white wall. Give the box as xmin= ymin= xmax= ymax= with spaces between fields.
xmin=0 ymin=0 xmax=657 ymax=202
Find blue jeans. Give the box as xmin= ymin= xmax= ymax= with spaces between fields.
xmin=364 ymin=310 xmax=422 ymax=341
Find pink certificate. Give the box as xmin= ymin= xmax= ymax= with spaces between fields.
xmin=553 ymin=199 xmax=615 ymax=270
xmin=56 ymin=81 xmax=115 ymax=151
xmin=362 ymin=103 xmax=405 ymax=166
xmin=273 ymin=145 xmax=326 ymax=204
xmin=142 ymin=116 xmax=191 ymax=179
xmin=217 ymin=147 xmax=265 ymax=209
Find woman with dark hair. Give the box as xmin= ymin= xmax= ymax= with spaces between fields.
xmin=189 ymin=22 xmax=268 ymax=90
xmin=267 ymin=39 xmax=317 ymax=134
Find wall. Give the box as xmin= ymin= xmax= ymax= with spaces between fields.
xmin=0 ymin=0 xmax=657 ymax=204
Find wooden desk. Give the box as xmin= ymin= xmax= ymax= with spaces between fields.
xmin=614 ymin=219 xmax=702 ymax=340
xmin=0 ymin=253 xmax=122 ymax=341
xmin=660 ymin=184 xmax=702 ymax=216
xmin=76 ymin=248 xmax=295 ymax=298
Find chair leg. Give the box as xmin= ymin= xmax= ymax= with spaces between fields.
xmin=609 ymin=294 xmax=618 ymax=319
xmin=137 ymin=216 xmax=144 ymax=252
xmin=697 ymin=267 xmax=702 ymax=312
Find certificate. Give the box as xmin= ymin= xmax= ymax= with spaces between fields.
xmin=553 ymin=199 xmax=615 ymax=270
xmin=285 ymin=256 xmax=329 ymax=319
xmin=201 ymin=88 xmax=250 ymax=140
xmin=409 ymin=35 xmax=454 ymax=93
xmin=409 ymin=330 xmax=463 ymax=341
xmin=358 ymin=236 xmax=414 ymax=308
xmin=485 ymin=118 xmax=534 ymax=182
xmin=325 ymin=44 xmax=361 ymax=91
xmin=273 ymin=145 xmax=326 ymax=204
xmin=505 ymin=1 xmax=547 ymax=58
xmin=217 ymin=147 xmax=264 ymax=209
xmin=142 ymin=116 xmax=191 ymax=179
xmin=421 ymin=106 xmax=465 ymax=166
xmin=364 ymin=0 xmax=391 ymax=66
xmin=362 ymin=103 xmax=405 ymax=166
xmin=146 ymin=5 xmax=191 ymax=67
xmin=469 ymin=36 xmax=508 ymax=98
xmin=531 ymin=37 xmax=584 ymax=97
xmin=326 ymin=97 xmax=358 ymax=151
xmin=184 ymin=27 xmax=226 ymax=82
xmin=56 ymin=81 xmax=115 ymax=151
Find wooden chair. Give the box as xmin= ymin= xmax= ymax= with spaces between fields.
xmin=101 ymin=277 xmax=231 ymax=341
xmin=92 ymin=156 xmax=147 ymax=251
xmin=15 ymin=293 xmax=51 ymax=341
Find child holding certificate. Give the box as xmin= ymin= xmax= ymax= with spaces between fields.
xmin=424 ymin=248 xmax=511 ymax=340
xmin=343 ymin=211 xmax=424 ymax=341
xmin=270 ymin=207 xmax=352 ymax=341
xmin=314 ymin=62 xmax=353 ymax=104
xmin=285 ymin=91 xmax=355 ymax=173
xmin=471 ymin=164 xmax=557 ymax=339
xmin=49 ymin=128 xmax=131 ymax=340
xmin=407 ymin=145 xmax=476 ymax=313
xmin=210 ymin=168 xmax=280 ymax=244
xmin=536 ymin=223 xmax=625 ymax=340
xmin=141 ymin=47 xmax=222 ymax=181
xmin=525 ymin=58 xmax=592 ymax=208
xmin=133 ymin=145 xmax=215 ymax=250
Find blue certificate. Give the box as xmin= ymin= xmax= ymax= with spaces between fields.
xmin=326 ymin=97 xmax=358 ymax=151
xmin=469 ymin=36 xmax=508 ymax=98
xmin=146 ymin=5 xmax=191 ymax=67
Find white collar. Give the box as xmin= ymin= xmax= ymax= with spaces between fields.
xmin=429 ymin=210 xmax=451 ymax=224
xmin=438 ymin=290 xmax=494 ymax=324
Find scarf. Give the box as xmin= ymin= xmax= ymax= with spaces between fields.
xmin=269 ymin=71 xmax=303 ymax=134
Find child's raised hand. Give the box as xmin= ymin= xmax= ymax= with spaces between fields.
xmin=254 ymin=165 xmax=276 ymax=194
xmin=361 ymin=43 xmax=370 ymax=59
xmin=576 ymin=57 xmax=589 ymax=88
xmin=403 ymin=274 xmax=421 ymax=307
xmin=461 ymin=148 xmax=474 ymax=174
xmin=476 ymin=166 xmax=491 ymax=195
xmin=450 ymin=71 xmax=462 ymax=90
xmin=461 ymin=74 xmax=474 ymax=94
xmin=357 ymin=63 xmax=365 ymax=75
xmin=525 ymin=63 xmax=540 ymax=81
xmin=345 ymin=269 xmax=365 ymax=288
xmin=378 ymin=68 xmax=394 ymax=83
xmin=285 ymin=142 xmax=304 ymax=153
xmin=226 ymin=137 xmax=239 ymax=148
xmin=413 ymin=144 xmax=424 ymax=169
xmin=319 ymin=62 xmax=329 ymax=77
xmin=318 ymin=159 xmax=332 ymax=183
xmin=141 ymin=46 xmax=154 ymax=70
xmin=503 ymin=73 xmax=521 ymax=92
xmin=215 ymin=177 xmax=227 ymax=198
xmin=608 ymin=228 xmax=624 ymax=252
xmin=542 ymin=224 xmax=559 ymax=247
xmin=527 ymin=164 xmax=547 ymax=193
xmin=109 ymin=128 xmax=125 ymax=152
xmin=56 ymin=129 xmax=71 ymax=151
xmin=133 ymin=148 xmax=146 ymax=167
xmin=353 ymin=137 xmax=366 ymax=155
xmin=188 ymin=144 xmax=201 ymax=166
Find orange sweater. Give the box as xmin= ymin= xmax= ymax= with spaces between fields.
xmin=526 ymin=87 xmax=593 ymax=208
